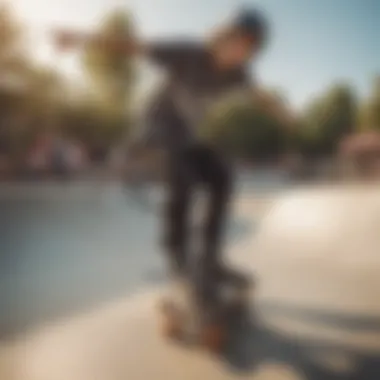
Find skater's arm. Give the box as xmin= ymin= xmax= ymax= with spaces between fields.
xmin=52 ymin=29 xmax=142 ymax=54
xmin=147 ymin=40 xmax=203 ymax=69
xmin=52 ymin=29 xmax=202 ymax=68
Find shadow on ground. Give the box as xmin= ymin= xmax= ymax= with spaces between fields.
xmin=142 ymin=215 xmax=257 ymax=284
xmin=222 ymin=302 xmax=380 ymax=380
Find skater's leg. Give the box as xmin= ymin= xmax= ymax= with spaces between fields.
xmin=202 ymin=147 xmax=233 ymax=272
xmin=162 ymin=151 xmax=193 ymax=277
xmin=194 ymin=146 xmax=233 ymax=309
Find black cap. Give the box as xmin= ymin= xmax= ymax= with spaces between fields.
xmin=231 ymin=7 xmax=269 ymax=48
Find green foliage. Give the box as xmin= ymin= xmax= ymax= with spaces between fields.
xmin=299 ymin=84 xmax=357 ymax=156
xmin=81 ymin=9 xmax=136 ymax=118
xmin=60 ymin=102 xmax=128 ymax=149
xmin=202 ymin=96 xmax=287 ymax=161
xmin=0 ymin=4 xmax=24 ymax=60
xmin=360 ymin=76 xmax=380 ymax=130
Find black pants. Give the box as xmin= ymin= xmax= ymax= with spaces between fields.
xmin=163 ymin=144 xmax=232 ymax=304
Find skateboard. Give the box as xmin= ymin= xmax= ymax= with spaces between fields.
xmin=158 ymin=268 xmax=254 ymax=352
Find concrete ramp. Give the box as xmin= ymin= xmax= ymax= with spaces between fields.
xmin=1 ymin=289 xmax=310 ymax=380
xmin=253 ymin=184 xmax=380 ymax=308
xmin=2 ymin=184 xmax=380 ymax=380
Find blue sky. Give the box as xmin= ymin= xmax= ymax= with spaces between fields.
xmin=12 ymin=0 xmax=380 ymax=109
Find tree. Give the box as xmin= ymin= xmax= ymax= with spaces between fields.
xmin=81 ymin=9 xmax=136 ymax=119
xmin=300 ymin=83 xmax=357 ymax=156
xmin=0 ymin=4 xmax=24 ymax=60
xmin=0 ymin=3 xmax=67 ymax=161
xmin=201 ymin=92 xmax=288 ymax=161
xmin=0 ymin=4 xmax=32 ymax=160
xmin=360 ymin=75 xmax=380 ymax=130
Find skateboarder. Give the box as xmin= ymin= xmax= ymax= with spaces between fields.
xmin=54 ymin=6 xmax=269 ymax=322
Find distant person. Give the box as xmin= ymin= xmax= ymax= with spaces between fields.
xmin=53 ymin=7 xmax=269 ymax=313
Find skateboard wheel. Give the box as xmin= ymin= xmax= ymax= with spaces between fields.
xmin=201 ymin=324 xmax=227 ymax=352
xmin=159 ymin=300 xmax=184 ymax=339
xmin=162 ymin=315 xmax=182 ymax=339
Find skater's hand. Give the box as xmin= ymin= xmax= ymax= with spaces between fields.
xmin=52 ymin=29 xmax=84 ymax=51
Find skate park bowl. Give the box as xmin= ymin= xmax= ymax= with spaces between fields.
xmin=1 ymin=182 xmax=380 ymax=380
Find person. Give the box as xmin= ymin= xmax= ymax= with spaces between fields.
xmin=54 ymin=7 xmax=269 ymax=314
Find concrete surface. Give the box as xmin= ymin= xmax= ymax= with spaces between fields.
xmin=1 ymin=182 xmax=380 ymax=380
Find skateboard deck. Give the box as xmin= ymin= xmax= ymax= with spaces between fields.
xmin=158 ymin=269 xmax=254 ymax=352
